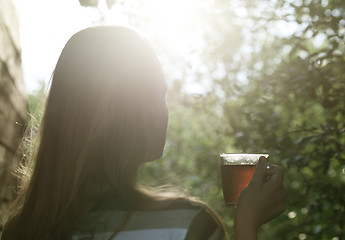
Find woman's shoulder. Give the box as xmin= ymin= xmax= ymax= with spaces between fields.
xmin=169 ymin=199 xmax=225 ymax=240
xmin=71 ymin=198 xmax=225 ymax=240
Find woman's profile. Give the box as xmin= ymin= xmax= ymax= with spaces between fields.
xmin=1 ymin=26 xmax=285 ymax=240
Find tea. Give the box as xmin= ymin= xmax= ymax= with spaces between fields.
xmin=221 ymin=164 xmax=256 ymax=207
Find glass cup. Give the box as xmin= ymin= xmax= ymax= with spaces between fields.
xmin=220 ymin=153 xmax=269 ymax=207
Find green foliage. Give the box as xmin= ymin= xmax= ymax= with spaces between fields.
xmin=140 ymin=0 xmax=345 ymax=239
xmin=221 ymin=1 xmax=345 ymax=238
xmin=27 ymin=80 xmax=46 ymax=123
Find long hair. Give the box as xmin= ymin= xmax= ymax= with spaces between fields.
xmin=2 ymin=26 xmax=225 ymax=239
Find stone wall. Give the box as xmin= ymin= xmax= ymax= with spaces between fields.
xmin=0 ymin=0 xmax=27 ymax=230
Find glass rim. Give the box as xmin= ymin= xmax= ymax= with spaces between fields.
xmin=220 ymin=153 xmax=269 ymax=165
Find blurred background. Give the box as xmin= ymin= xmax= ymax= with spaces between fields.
xmin=1 ymin=0 xmax=344 ymax=239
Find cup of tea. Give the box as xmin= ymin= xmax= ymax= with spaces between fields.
xmin=220 ymin=153 xmax=269 ymax=207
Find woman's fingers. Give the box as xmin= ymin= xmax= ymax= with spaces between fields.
xmin=249 ymin=156 xmax=268 ymax=188
xmin=269 ymin=165 xmax=284 ymax=181
xmin=237 ymin=162 xmax=286 ymax=229
xmin=262 ymin=164 xmax=286 ymax=220
xmin=264 ymin=164 xmax=285 ymax=190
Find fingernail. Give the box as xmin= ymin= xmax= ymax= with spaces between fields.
xmin=266 ymin=162 xmax=271 ymax=170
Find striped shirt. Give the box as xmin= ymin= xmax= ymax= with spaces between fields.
xmin=71 ymin=201 xmax=224 ymax=240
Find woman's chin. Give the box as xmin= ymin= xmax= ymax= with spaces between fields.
xmin=146 ymin=149 xmax=164 ymax=162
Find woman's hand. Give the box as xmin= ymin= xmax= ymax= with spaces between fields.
xmin=234 ymin=157 xmax=286 ymax=240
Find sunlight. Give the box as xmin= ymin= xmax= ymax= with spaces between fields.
xmin=106 ymin=0 xmax=206 ymax=56
xmin=102 ymin=0 xmax=210 ymax=93
xmin=18 ymin=0 xmax=212 ymax=93
xmin=145 ymin=0 xmax=200 ymax=44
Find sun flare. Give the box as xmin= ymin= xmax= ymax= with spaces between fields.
xmin=105 ymin=0 xmax=206 ymax=56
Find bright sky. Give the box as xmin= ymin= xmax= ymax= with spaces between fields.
xmin=16 ymin=0 xmax=208 ymax=93
xmin=16 ymin=0 xmax=102 ymax=92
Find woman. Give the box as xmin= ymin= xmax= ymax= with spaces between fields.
xmin=1 ymin=26 xmax=285 ymax=240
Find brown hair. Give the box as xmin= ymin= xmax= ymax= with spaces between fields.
xmin=1 ymin=26 xmax=225 ymax=239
